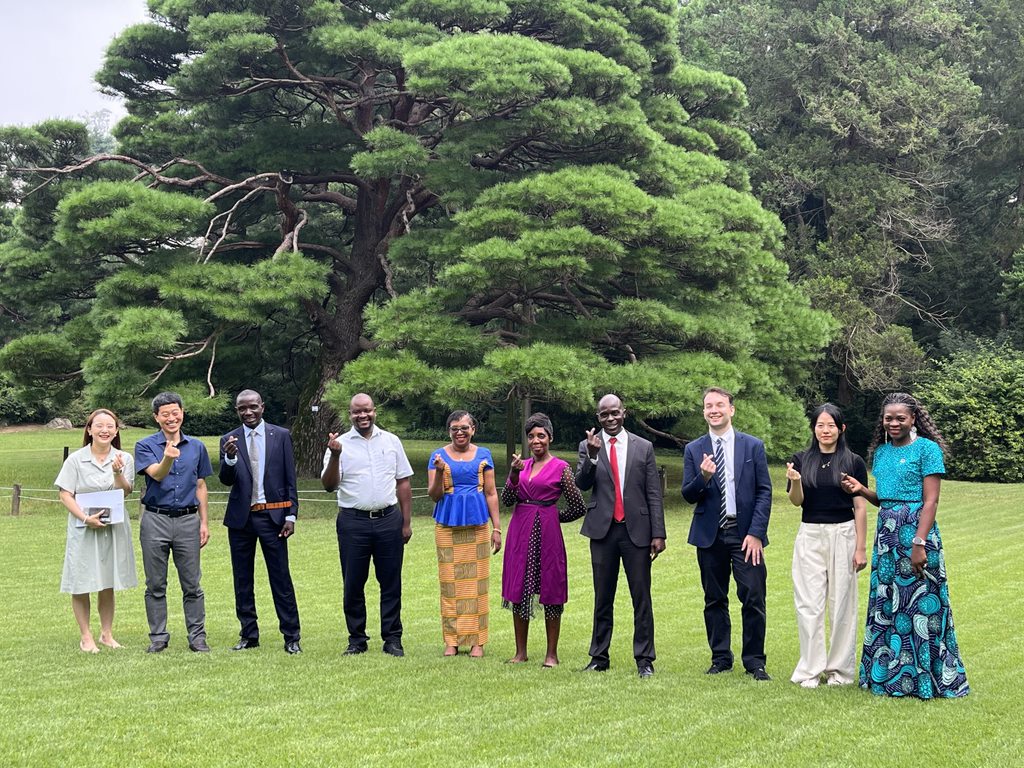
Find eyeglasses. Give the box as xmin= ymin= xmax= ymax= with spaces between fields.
xmin=449 ymin=426 xmax=473 ymax=433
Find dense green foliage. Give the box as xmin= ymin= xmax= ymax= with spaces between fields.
xmin=0 ymin=0 xmax=830 ymax=467
xmin=916 ymin=340 xmax=1024 ymax=482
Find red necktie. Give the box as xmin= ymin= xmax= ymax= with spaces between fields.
xmin=609 ymin=437 xmax=625 ymax=522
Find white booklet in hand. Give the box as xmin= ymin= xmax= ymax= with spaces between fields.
xmin=74 ymin=490 xmax=126 ymax=527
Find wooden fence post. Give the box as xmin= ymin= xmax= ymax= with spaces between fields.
xmin=10 ymin=484 xmax=20 ymax=516
xmin=658 ymin=465 xmax=667 ymax=494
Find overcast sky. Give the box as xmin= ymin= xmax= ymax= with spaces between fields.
xmin=0 ymin=0 xmax=150 ymax=127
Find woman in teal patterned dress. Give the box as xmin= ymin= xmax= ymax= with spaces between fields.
xmin=841 ymin=393 xmax=968 ymax=698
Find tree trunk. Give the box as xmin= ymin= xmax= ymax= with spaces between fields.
xmin=291 ymin=357 xmax=344 ymax=477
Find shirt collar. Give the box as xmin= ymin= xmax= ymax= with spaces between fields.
xmin=602 ymin=429 xmax=627 ymax=444
xmin=709 ymin=427 xmax=735 ymax=445
xmin=345 ymin=424 xmax=381 ymax=440
xmin=244 ymin=421 xmax=265 ymax=439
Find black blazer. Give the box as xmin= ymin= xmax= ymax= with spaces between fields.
xmin=219 ymin=423 xmax=298 ymax=528
xmin=681 ymin=431 xmax=771 ymax=548
xmin=575 ymin=431 xmax=666 ymax=548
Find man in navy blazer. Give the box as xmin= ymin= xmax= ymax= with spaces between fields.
xmin=682 ymin=387 xmax=772 ymax=680
xmin=219 ymin=390 xmax=301 ymax=654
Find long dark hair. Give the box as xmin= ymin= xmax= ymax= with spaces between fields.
xmin=797 ymin=403 xmax=857 ymax=488
xmin=869 ymin=392 xmax=947 ymax=456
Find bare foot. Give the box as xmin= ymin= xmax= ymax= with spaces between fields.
xmin=99 ymin=636 xmax=123 ymax=649
xmin=505 ymin=654 xmax=528 ymax=664
xmin=79 ymin=639 xmax=99 ymax=654
xmin=469 ymin=645 xmax=484 ymax=658
xmin=542 ymin=655 xmax=559 ymax=668
xmin=443 ymin=646 xmax=458 ymax=657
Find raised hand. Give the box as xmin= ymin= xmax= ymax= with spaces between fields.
xmin=111 ymin=452 xmax=126 ymax=475
xmin=510 ymin=453 xmax=525 ymax=472
xmin=585 ymin=428 xmax=602 ymax=458
xmin=327 ymin=432 xmax=343 ymax=455
xmin=432 ymin=453 xmax=448 ymax=472
xmin=222 ymin=435 xmax=238 ymax=458
xmin=700 ymin=452 xmax=717 ymax=481
xmin=839 ymin=472 xmax=863 ymax=496
xmin=163 ymin=442 xmax=181 ymax=461
xmin=785 ymin=462 xmax=801 ymax=482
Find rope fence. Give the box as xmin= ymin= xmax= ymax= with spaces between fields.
xmin=3 ymin=486 xmax=432 ymax=515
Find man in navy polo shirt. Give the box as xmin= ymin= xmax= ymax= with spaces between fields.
xmin=135 ymin=392 xmax=214 ymax=653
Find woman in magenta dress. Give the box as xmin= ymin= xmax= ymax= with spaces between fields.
xmin=501 ymin=412 xmax=586 ymax=667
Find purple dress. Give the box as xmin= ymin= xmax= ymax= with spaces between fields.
xmin=501 ymin=457 xmax=585 ymax=614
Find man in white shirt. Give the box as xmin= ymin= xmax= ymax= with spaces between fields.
xmin=321 ymin=393 xmax=413 ymax=656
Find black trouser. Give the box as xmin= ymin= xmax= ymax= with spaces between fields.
xmin=589 ymin=522 xmax=655 ymax=666
xmin=228 ymin=512 xmax=300 ymax=644
xmin=696 ymin=524 xmax=767 ymax=671
xmin=337 ymin=506 xmax=404 ymax=646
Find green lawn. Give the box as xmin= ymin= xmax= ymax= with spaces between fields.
xmin=0 ymin=427 xmax=1020 ymax=767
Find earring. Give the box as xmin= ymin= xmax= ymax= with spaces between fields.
xmin=910 ymin=426 xmax=918 ymax=439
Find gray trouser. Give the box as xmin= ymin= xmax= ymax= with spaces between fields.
xmin=140 ymin=510 xmax=205 ymax=644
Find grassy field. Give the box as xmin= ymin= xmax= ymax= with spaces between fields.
xmin=0 ymin=426 xmax=1021 ymax=767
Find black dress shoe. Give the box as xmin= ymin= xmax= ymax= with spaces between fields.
xmin=284 ymin=641 xmax=302 ymax=655
xmin=188 ymin=637 xmax=211 ymax=653
xmin=146 ymin=641 xmax=168 ymax=654
xmin=706 ymin=662 xmax=733 ymax=675
xmin=343 ymin=643 xmax=368 ymax=655
xmin=747 ymin=667 xmax=772 ymax=681
xmin=382 ymin=641 xmax=405 ymax=657
xmin=231 ymin=638 xmax=259 ymax=651
xmin=638 ymin=662 xmax=655 ymax=678
xmin=581 ymin=660 xmax=609 ymax=672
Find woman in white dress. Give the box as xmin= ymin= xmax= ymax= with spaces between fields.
xmin=54 ymin=409 xmax=137 ymax=652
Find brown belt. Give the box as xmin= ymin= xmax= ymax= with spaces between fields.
xmin=250 ymin=501 xmax=292 ymax=512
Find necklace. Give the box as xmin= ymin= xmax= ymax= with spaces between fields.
xmin=820 ymin=460 xmax=831 ymax=469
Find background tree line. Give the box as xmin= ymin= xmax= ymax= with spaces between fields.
xmin=1 ymin=0 xmax=1022 ymax=480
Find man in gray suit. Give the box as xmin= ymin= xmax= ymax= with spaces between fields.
xmin=575 ymin=394 xmax=666 ymax=677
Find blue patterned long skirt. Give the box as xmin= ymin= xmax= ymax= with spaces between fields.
xmin=859 ymin=502 xmax=969 ymax=699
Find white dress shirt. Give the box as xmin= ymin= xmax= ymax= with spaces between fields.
xmin=710 ymin=427 xmax=737 ymax=520
xmin=322 ymin=425 xmax=414 ymax=510
xmin=591 ymin=429 xmax=628 ymax=488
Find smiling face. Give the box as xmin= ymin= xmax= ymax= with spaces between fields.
xmin=87 ymin=412 xmax=119 ymax=449
xmin=597 ymin=395 xmax=625 ymax=436
xmin=703 ymin=391 xmax=735 ymax=433
xmin=814 ymin=412 xmax=842 ymax=452
xmin=526 ymin=426 xmax=551 ymax=460
xmin=154 ymin=403 xmax=184 ymax=438
xmin=448 ymin=415 xmax=475 ymax=449
xmin=235 ymin=391 xmax=265 ymax=429
xmin=883 ymin=403 xmax=915 ymax=443
xmin=349 ymin=394 xmax=376 ymax=437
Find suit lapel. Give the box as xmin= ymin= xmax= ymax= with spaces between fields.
xmin=236 ymin=426 xmax=253 ymax=480
xmin=621 ymin=430 xmax=639 ymax=486
xmin=733 ymin=432 xmax=747 ymax=485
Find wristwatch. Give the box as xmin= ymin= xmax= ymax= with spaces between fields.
xmin=912 ymin=536 xmax=927 ymax=547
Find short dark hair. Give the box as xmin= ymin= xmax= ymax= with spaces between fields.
xmin=524 ymin=412 xmax=554 ymax=439
xmin=152 ymin=392 xmax=184 ymax=413
xmin=703 ymin=386 xmax=734 ymax=405
xmin=446 ymin=410 xmax=477 ymax=429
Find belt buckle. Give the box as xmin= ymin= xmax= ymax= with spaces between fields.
xmin=368 ymin=508 xmax=385 ymax=519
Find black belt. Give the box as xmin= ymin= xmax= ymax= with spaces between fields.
xmin=341 ymin=504 xmax=395 ymax=519
xmin=146 ymin=505 xmax=199 ymax=518
xmin=515 ymin=498 xmax=557 ymax=507
xmin=719 ymin=518 xmax=737 ymax=530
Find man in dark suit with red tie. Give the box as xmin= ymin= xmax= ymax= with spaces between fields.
xmin=219 ymin=390 xmax=301 ymax=654
xmin=682 ymin=387 xmax=772 ymax=680
xmin=575 ymin=394 xmax=666 ymax=678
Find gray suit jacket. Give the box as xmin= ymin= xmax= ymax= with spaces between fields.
xmin=575 ymin=431 xmax=666 ymax=548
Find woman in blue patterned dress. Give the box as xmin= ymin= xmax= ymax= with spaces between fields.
xmin=427 ymin=411 xmax=502 ymax=658
xmin=840 ymin=393 xmax=969 ymax=698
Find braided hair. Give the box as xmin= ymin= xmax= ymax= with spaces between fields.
xmin=868 ymin=392 xmax=947 ymax=456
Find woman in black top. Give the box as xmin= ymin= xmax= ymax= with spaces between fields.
xmin=785 ymin=403 xmax=867 ymax=688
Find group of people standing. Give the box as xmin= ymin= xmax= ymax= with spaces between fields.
xmin=54 ymin=386 xmax=969 ymax=699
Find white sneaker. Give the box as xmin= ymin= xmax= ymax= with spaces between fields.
xmin=799 ymin=678 xmax=819 ymax=689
